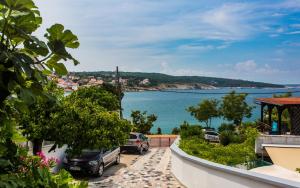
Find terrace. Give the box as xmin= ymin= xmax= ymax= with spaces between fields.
xmin=255 ymin=97 xmax=300 ymax=172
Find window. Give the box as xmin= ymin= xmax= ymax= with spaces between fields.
xmin=130 ymin=134 xmax=137 ymax=139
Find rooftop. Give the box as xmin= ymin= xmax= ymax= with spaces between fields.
xmin=256 ymin=97 xmax=300 ymax=106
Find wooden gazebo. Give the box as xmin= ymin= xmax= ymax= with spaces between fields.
xmin=255 ymin=97 xmax=300 ymax=135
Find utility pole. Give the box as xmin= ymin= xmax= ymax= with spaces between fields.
xmin=116 ymin=66 xmax=123 ymax=118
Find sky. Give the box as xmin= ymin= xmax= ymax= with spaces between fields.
xmin=34 ymin=0 xmax=300 ymax=84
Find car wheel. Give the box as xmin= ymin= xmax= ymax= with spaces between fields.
xmin=97 ymin=163 xmax=104 ymax=177
xmin=145 ymin=143 xmax=149 ymax=151
xmin=115 ymin=154 xmax=120 ymax=165
xmin=138 ymin=147 xmax=144 ymax=155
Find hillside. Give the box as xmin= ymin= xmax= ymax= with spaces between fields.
xmin=72 ymin=71 xmax=284 ymax=88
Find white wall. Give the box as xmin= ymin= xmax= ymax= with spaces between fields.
xmin=170 ymin=139 xmax=300 ymax=188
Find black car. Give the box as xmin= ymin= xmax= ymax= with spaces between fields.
xmin=63 ymin=147 xmax=120 ymax=177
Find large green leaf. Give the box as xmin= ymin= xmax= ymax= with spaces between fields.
xmin=10 ymin=11 xmax=42 ymax=34
xmin=46 ymin=55 xmax=68 ymax=75
xmin=0 ymin=0 xmax=36 ymax=12
xmin=45 ymin=24 xmax=80 ymax=65
xmin=24 ymin=36 xmax=49 ymax=56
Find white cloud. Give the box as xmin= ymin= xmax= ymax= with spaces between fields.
xmin=32 ymin=0 xmax=300 ymax=84
xmin=286 ymin=31 xmax=300 ymax=35
xmin=159 ymin=61 xmax=214 ymax=76
xmin=234 ymin=60 xmax=257 ymax=72
xmin=290 ymin=24 xmax=300 ymax=28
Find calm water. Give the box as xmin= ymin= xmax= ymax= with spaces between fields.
xmin=122 ymin=88 xmax=300 ymax=134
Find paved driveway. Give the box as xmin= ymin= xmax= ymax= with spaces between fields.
xmin=89 ymin=148 xmax=184 ymax=188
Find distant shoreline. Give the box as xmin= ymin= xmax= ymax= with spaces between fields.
xmin=124 ymin=86 xmax=295 ymax=92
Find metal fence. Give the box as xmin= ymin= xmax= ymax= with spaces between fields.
xmin=146 ymin=135 xmax=178 ymax=147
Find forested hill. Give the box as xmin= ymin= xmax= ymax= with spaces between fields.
xmin=72 ymin=71 xmax=284 ymax=88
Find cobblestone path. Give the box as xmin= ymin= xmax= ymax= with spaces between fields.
xmin=89 ymin=148 xmax=184 ymax=188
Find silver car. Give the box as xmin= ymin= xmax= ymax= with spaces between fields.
xmin=121 ymin=132 xmax=150 ymax=154
xmin=204 ymin=131 xmax=220 ymax=142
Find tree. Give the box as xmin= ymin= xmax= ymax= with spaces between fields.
xmin=179 ymin=121 xmax=204 ymax=140
xmin=187 ymin=99 xmax=220 ymax=128
xmin=50 ymin=89 xmax=132 ymax=155
xmin=220 ymin=91 xmax=253 ymax=126
xmin=171 ymin=127 xmax=180 ymax=135
xmin=157 ymin=127 xmax=162 ymax=135
xmin=18 ymin=82 xmax=64 ymax=155
xmin=69 ymin=86 xmax=120 ymax=111
xmin=131 ymin=110 xmax=157 ymax=134
xmin=0 ymin=0 xmax=79 ymax=176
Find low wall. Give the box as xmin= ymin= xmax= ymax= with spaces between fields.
xmin=255 ymin=134 xmax=300 ymax=156
xmin=170 ymin=138 xmax=300 ymax=188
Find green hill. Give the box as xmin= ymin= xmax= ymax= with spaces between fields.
xmin=72 ymin=71 xmax=284 ymax=88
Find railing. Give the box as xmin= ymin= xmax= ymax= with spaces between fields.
xmin=257 ymin=121 xmax=271 ymax=133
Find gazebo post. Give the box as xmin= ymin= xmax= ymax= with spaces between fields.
xmin=260 ymin=103 xmax=265 ymax=122
xmin=267 ymin=105 xmax=273 ymax=127
xmin=277 ymin=107 xmax=283 ymax=134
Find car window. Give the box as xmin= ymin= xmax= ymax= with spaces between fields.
xmin=129 ymin=134 xmax=137 ymax=139
xmin=102 ymin=148 xmax=110 ymax=153
xmin=206 ymin=132 xmax=218 ymax=136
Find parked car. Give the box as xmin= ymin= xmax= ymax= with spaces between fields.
xmin=121 ymin=132 xmax=149 ymax=154
xmin=204 ymin=131 xmax=220 ymax=142
xmin=63 ymin=147 xmax=120 ymax=177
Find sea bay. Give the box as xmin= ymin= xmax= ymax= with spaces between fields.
xmin=122 ymin=88 xmax=300 ymax=134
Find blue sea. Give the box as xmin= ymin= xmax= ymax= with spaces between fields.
xmin=122 ymin=87 xmax=300 ymax=134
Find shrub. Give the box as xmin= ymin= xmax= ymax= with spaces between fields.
xmin=171 ymin=127 xmax=180 ymax=135
xmin=157 ymin=127 xmax=162 ymax=135
xmin=0 ymin=149 xmax=87 ymax=188
xmin=218 ymin=123 xmax=235 ymax=133
xmin=219 ymin=131 xmax=243 ymax=146
xmin=179 ymin=127 xmax=258 ymax=167
xmin=180 ymin=124 xmax=204 ymax=140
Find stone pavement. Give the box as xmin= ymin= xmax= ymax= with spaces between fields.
xmin=89 ymin=148 xmax=184 ymax=188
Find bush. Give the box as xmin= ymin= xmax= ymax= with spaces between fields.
xmin=171 ymin=127 xmax=180 ymax=135
xmin=218 ymin=123 xmax=235 ymax=133
xmin=179 ymin=127 xmax=258 ymax=167
xmin=157 ymin=127 xmax=162 ymax=135
xmin=0 ymin=150 xmax=87 ymax=188
xmin=180 ymin=124 xmax=204 ymax=140
xmin=219 ymin=131 xmax=243 ymax=146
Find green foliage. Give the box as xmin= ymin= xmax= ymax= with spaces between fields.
xmin=51 ymin=92 xmax=132 ymax=155
xmin=187 ymin=99 xmax=220 ymax=128
xmin=179 ymin=127 xmax=258 ymax=167
xmin=0 ymin=151 xmax=87 ymax=188
xmin=18 ymin=81 xmax=63 ymax=142
xmin=219 ymin=131 xmax=243 ymax=146
xmin=157 ymin=127 xmax=162 ymax=135
xmin=131 ymin=110 xmax=157 ymax=134
xmin=171 ymin=127 xmax=180 ymax=135
xmin=68 ymin=86 xmax=119 ymax=111
xmin=72 ymin=71 xmax=284 ymax=88
xmin=273 ymin=92 xmax=292 ymax=98
xmin=0 ymin=0 xmax=85 ymax=186
xmin=218 ymin=123 xmax=235 ymax=133
xmin=220 ymin=91 xmax=253 ymax=126
xmin=179 ymin=122 xmax=204 ymax=139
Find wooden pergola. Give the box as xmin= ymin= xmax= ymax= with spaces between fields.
xmin=255 ymin=97 xmax=300 ymax=135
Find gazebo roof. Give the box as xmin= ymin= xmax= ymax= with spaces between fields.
xmin=256 ymin=97 xmax=300 ymax=106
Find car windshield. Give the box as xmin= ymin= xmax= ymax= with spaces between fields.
xmin=206 ymin=132 xmax=218 ymax=136
xmin=129 ymin=134 xmax=137 ymax=139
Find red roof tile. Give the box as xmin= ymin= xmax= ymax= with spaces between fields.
xmin=256 ymin=97 xmax=300 ymax=105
